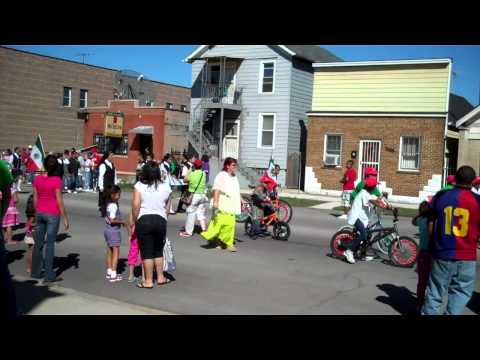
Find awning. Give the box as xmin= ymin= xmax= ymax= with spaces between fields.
xmin=129 ymin=126 xmax=153 ymax=135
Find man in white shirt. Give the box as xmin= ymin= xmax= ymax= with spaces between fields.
xmin=344 ymin=177 xmax=388 ymax=264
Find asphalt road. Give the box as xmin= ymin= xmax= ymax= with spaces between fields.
xmin=6 ymin=190 xmax=480 ymax=315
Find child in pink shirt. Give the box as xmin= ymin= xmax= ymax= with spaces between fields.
xmin=127 ymin=212 xmax=144 ymax=283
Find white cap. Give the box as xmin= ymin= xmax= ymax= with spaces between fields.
xmin=28 ymin=144 xmax=33 ymax=149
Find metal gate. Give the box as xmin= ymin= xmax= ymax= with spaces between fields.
xmin=359 ymin=140 xmax=381 ymax=179
xmin=286 ymin=152 xmax=301 ymax=188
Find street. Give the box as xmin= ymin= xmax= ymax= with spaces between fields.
xmin=6 ymin=190 xmax=480 ymax=315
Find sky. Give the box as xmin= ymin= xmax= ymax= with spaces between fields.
xmin=6 ymin=45 xmax=480 ymax=106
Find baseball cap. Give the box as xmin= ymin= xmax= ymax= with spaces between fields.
xmin=193 ymin=159 xmax=203 ymax=169
xmin=364 ymin=167 xmax=378 ymax=177
xmin=447 ymin=175 xmax=456 ymax=184
xmin=473 ymin=176 xmax=480 ymax=186
xmin=365 ymin=177 xmax=378 ymax=188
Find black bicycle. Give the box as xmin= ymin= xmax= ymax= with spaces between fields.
xmin=330 ymin=208 xmax=419 ymax=267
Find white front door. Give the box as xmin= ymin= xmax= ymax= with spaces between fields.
xmin=358 ymin=140 xmax=381 ymax=179
xmin=223 ymin=120 xmax=239 ymax=159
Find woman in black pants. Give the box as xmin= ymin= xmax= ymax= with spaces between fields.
xmin=98 ymin=151 xmax=116 ymax=217
xmin=132 ymin=161 xmax=172 ymax=288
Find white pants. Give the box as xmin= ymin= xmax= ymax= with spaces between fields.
xmin=185 ymin=194 xmax=208 ymax=235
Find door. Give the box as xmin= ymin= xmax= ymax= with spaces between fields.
xmin=222 ymin=120 xmax=239 ymax=159
xmin=358 ymin=140 xmax=381 ymax=180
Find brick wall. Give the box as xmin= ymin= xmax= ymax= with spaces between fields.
xmin=306 ymin=116 xmax=445 ymax=197
xmin=0 ymin=46 xmax=191 ymax=153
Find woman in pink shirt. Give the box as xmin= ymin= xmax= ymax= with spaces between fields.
xmin=31 ymin=155 xmax=69 ymax=285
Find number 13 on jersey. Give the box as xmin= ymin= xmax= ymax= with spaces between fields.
xmin=444 ymin=206 xmax=470 ymax=237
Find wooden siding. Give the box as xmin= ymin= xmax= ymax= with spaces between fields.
xmin=312 ymin=64 xmax=450 ymax=113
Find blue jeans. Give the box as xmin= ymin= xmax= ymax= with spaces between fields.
xmin=84 ymin=171 xmax=91 ymax=190
xmin=422 ymin=258 xmax=476 ymax=315
xmin=351 ymin=219 xmax=367 ymax=253
xmin=31 ymin=213 xmax=60 ymax=281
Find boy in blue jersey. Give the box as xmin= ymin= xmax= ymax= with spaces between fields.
xmin=422 ymin=166 xmax=480 ymax=315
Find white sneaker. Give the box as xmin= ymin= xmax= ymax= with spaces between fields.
xmin=73 ymin=191 xmax=78 ymax=194
xmin=338 ymin=214 xmax=348 ymax=220
xmin=344 ymin=249 xmax=356 ymax=264
xmin=67 ymin=190 xmax=72 ymax=193
xmin=362 ymin=256 xmax=374 ymax=262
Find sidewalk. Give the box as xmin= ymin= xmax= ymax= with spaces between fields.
xmin=240 ymin=188 xmax=418 ymax=210
xmin=12 ymin=275 xmax=174 ymax=315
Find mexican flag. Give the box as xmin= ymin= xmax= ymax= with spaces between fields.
xmin=267 ymin=155 xmax=275 ymax=174
xmin=30 ymin=135 xmax=45 ymax=171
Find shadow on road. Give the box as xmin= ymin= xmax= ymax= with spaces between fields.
xmin=13 ymin=278 xmax=64 ymax=314
xmin=376 ymin=284 xmax=418 ymax=315
xmin=117 ymin=258 xmax=127 ymax=275
xmin=12 ymin=233 xmax=26 ymax=242
xmin=467 ymin=292 xmax=480 ymax=315
xmin=6 ymin=249 xmax=26 ymax=264
xmin=12 ymin=223 xmax=25 ymax=231
xmin=54 ymin=253 xmax=80 ymax=277
xmin=56 ymin=233 xmax=71 ymax=243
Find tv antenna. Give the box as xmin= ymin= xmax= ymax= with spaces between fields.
xmin=76 ymin=53 xmax=94 ymax=64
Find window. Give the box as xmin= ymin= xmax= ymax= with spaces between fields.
xmin=80 ymin=89 xmax=88 ymax=108
xmin=259 ymin=61 xmax=275 ymax=94
xmin=399 ymin=136 xmax=421 ymax=170
xmin=94 ymin=134 xmax=128 ymax=155
xmin=63 ymin=87 xmax=72 ymax=107
xmin=166 ymin=102 xmax=174 ymax=110
xmin=145 ymin=100 xmax=154 ymax=107
xmin=258 ymin=113 xmax=276 ymax=148
xmin=324 ymin=134 xmax=342 ymax=166
xmin=181 ymin=105 xmax=187 ymax=112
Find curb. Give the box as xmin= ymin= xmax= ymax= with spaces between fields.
xmin=13 ymin=275 xmax=176 ymax=315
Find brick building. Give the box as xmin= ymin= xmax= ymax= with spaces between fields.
xmin=0 ymin=46 xmax=190 ymax=155
xmin=304 ymin=59 xmax=453 ymax=202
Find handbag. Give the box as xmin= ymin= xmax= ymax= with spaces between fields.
xmin=181 ymin=171 xmax=203 ymax=206
xmin=163 ymin=237 xmax=176 ymax=273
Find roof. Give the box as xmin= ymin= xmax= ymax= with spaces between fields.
xmin=313 ymin=58 xmax=452 ymax=67
xmin=0 ymin=46 xmax=190 ymax=90
xmin=449 ymin=93 xmax=475 ymax=125
xmin=184 ymin=45 xmax=342 ymax=63
xmin=456 ymin=105 xmax=480 ymax=128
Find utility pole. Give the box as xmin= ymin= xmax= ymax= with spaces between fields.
xmin=76 ymin=53 xmax=93 ymax=64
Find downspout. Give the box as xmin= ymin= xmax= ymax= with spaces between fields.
xmin=442 ymin=59 xmax=453 ymax=186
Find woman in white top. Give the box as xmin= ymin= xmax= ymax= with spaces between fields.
xmin=132 ymin=161 xmax=172 ymax=289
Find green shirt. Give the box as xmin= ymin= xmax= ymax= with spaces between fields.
xmin=187 ymin=170 xmax=206 ymax=194
xmin=350 ymin=180 xmax=382 ymax=202
xmin=0 ymin=160 xmax=13 ymax=217
xmin=441 ymin=184 xmax=454 ymax=191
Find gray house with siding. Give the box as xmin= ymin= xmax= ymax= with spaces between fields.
xmin=184 ymin=45 xmax=341 ymax=187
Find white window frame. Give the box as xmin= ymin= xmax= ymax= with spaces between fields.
xmin=80 ymin=89 xmax=88 ymax=108
xmin=398 ymin=136 xmax=422 ymax=172
xmin=323 ymin=134 xmax=343 ymax=167
xmin=63 ymin=87 xmax=72 ymax=107
xmin=258 ymin=60 xmax=276 ymax=94
xmin=257 ymin=113 xmax=276 ymax=149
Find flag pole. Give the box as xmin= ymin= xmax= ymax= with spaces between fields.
xmin=38 ymin=134 xmax=46 ymax=171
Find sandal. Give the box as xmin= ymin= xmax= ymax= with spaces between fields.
xmin=179 ymin=232 xmax=193 ymax=238
xmin=157 ymin=279 xmax=171 ymax=286
xmin=137 ymin=282 xmax=154 ymax=289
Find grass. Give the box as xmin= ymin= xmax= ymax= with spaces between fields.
xmin=280 ymin=197 xmax=325 ymax=208
xmin=332 ymin=206 xmax=418 ymax=218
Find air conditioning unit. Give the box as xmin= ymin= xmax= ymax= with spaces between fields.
xmin=324 ymin=155 xmax=340 ymax=166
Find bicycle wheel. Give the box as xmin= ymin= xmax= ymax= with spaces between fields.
xmin=273 ymin=221 xmax=290 ymax=241
xmin=330 ymin=229 xmax=355 ymax=258
xmin=244 ymin=217 xmax=254 ymax=236
xmin=236 ymin=197 xmax=252 ymax=223
xmin=276 ymin=200 xmax=293 ymax=223
xmin=389 ymin=236 xmax=419 ymax=268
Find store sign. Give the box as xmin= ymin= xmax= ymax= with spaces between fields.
xmin=104 ymin=112 xmax=124 ymax=138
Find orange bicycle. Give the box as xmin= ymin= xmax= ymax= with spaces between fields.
xmin=244 ymin=205 xmax=291 ymax=241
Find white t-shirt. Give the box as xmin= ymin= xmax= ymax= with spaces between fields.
xmin=134 ymin=181 xmax=172 ymax=220
xmin=347 ymin=189 xmax=375 ymax=227
xmin=107 ymin=203 xmax=119 ymax=220
xmin=212 ymin=171 xmax=241 ymax=215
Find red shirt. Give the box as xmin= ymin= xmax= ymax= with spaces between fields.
xmin=343 ymin=168 xmax=357 ymax=191
xmin=259 ymin=174 xmax=277 ymax=192
xmin=25 ymin=156 xmax=38 ymax=172
xmin=33 ymin=175 xmax=63 ymax=216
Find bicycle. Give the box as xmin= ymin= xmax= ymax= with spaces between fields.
xmin=236 ymin=185 xmax=293 ymax=224
xmin=244 ymin=205 xmax=291 ymax=241
xmin=330 ymin=208 xmax=418 ymax=267
xmin=333 ymin=206 xmax=393 ymax=256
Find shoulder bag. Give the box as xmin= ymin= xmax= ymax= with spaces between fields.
xmin=181 ymin=171 xmax=203 ymax=206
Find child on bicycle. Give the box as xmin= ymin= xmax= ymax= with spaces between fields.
xmin=251 ymin=183 xmax=276 ymax=237
xmin=344 ymin=177 xmax=390 ymax=264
